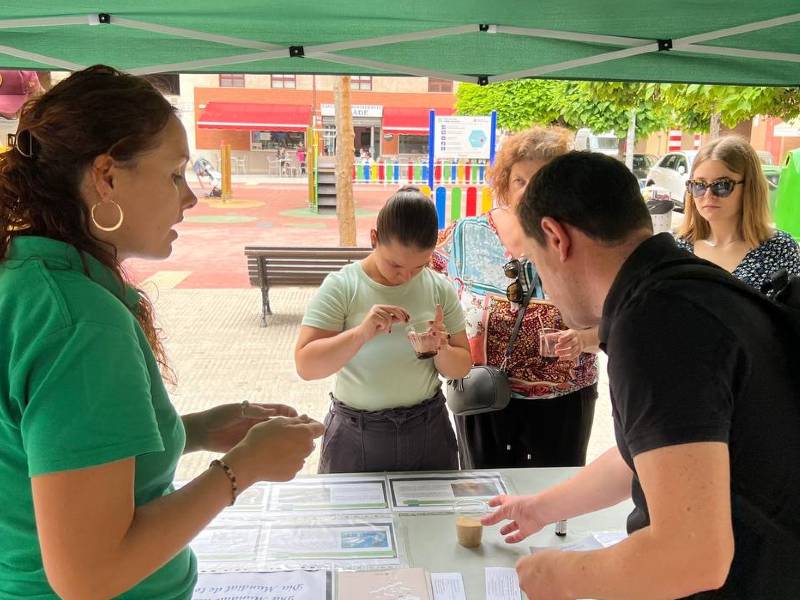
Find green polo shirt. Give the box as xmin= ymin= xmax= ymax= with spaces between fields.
xmin=0 ymin=236 xmax=196 ymax=599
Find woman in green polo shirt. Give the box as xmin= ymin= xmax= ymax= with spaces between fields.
xmin=295 ymin=186 xmax=472 ymax=473
xmin=0 ymin=66 xmax=323 ymax=599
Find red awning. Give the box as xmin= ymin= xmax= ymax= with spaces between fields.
xmin=382 ymin=106 xmax=454 ymax=135
xmin=197 ymin=102 xmax=311 ymax=132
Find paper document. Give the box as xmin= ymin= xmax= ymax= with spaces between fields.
xmin=191 ymin=522 xmax=263 ymax=564
xmin=485 ymin=567 xmax=521 ymax=600
xmin=388 ymin=472 xmax=507 ymax=512
xmin=267 ymin=477 xmax=389 ymax=513
xmin=265 ymin=521 xmax=398 ymax=561
xmin=192 ymin=569 xmax=330 ymax=600
xmin=529 ymin=530 xmax=628 ymax=554
xmin=337 ymin=567 xmax=431 ymax=599
xmin=430 ymin=572 xmax=466 ymax=600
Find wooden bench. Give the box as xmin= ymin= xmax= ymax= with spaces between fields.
xmin=245 ymin=246 xmax=372 ymax=326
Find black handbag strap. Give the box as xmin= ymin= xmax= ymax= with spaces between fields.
xmin=504 ymin=277 xmax=536 ymax=359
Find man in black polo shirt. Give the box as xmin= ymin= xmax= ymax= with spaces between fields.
xmin=483 ymin=151 xmax=800 ymax=599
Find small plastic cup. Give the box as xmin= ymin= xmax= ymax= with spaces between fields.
xmin=406 ymin=322 xmax=439 ymax=360
xmin=454 ymin=498 xmax=489 ymax=548
xmin=539 ymin=327 xmax=560 ymax=358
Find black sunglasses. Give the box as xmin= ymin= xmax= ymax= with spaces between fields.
xmin=504 ymin=259 xmax=525 ymax=303
xmin=685 ymin=177 xmax=743 ymax=199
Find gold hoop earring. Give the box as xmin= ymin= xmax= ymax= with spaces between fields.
xmin=90 ymin=200 xmax=124 ymax=232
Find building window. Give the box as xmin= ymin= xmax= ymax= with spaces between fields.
xmin=250 ymin=131 xmax=305 ymax=151
xmin=428 ymin=78 xmax=453 ymax=93
xmin=271 ymin=74 xmax=296 ymax=89
xmin=399 ymin=135 xmax=428 ymax=156
xmin=219 ymin=74 xmax=245 ymax=88
xmin=351 ymin=76 xmax=372 ymax=91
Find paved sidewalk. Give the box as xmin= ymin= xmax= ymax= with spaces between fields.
xmin=156 ymin=285 xmax=616 ymax=483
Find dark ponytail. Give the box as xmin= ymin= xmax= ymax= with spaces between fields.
xmin=375 ymin=185 xmax=438 ymax=249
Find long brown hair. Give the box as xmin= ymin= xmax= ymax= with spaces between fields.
xmin=0 ymin=65 xmax=176 ymax=379
xmin=488 ymin=126 xmax=573 ymax=206
xmin=678 ymin=136 xmax=771 ymax=247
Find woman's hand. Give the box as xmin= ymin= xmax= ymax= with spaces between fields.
xmin=426 ymin=304 xmax=449 ymax=352
xmin=184 ymin=403 xmax=299 ymax=454
xmin=554 ymin=326 xmax=600 ymax=360
xmin=224 ymin=414 xmax=325 ymax=485
xmin=481 ymin=494 xmax=550 ymax=544
xmin=357 ymin=304 xmax=410 ymax=342
xmin=554 ymin=329 xmax=583 ymax=361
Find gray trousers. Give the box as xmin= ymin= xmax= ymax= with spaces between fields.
xmin=318 ymin=389 xmax=458 ymax=474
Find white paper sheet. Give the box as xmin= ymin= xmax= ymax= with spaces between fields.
xmin=430 ymin=572 xmax=466 ymax=600
xmin=529 ymin=530 xmax=628 ymax=554
xmin=192 ymin=569 xmax=330 ymax=600
xmin=191 ymin=523 xmax=263 ymax=563
xmin=264 ymin=521 xmax=397 ymax=561
xmin=485 ymin=567 xmax=521 ymax=600
xmin=267 ymin=477 xmax=389 ymax=513
xmin=388 ymin=472 xmax=508 ymax=512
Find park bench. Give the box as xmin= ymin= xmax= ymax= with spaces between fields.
xmin=245 ymin=246 xmax=372 ymax=326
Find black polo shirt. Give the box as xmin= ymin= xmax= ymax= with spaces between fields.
xmin=599 ymin=233 xmax=800 ymax=599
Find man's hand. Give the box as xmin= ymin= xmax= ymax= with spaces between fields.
xmin=517 ymin=551 xmax=572 ymax=600
xmin=481 ymin=494 xmax=549 ymax=543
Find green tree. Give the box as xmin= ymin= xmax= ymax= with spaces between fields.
xmin=455 ymin=80 xmax=565 ymax=130
xmin=660 ymin=84 xmax=800 ymax=135
xmin=456 ymin=80 xmax=669 ymax=139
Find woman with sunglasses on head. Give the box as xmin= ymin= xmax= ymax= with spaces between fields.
xmin=0 ymin=66 xmax=325 ymax=600
xmin=295 ymin=186 xmax=471 ymax=473
xmin=676 ymin=136 xmax=800 ymax=288
xmin=432 ymin=127 xmax=599 ymax=470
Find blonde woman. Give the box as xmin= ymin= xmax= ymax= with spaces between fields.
xmin=433 ymin=127 xmax=599 ymax=469
xmin=676 ymin=136 xmax=800 ymax=289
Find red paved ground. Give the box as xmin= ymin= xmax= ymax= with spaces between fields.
xmin=126 ymin=182 xmax=391 ymax=288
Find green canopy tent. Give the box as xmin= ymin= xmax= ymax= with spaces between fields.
xmin=0 ymin=2 xmax=797 ymax=85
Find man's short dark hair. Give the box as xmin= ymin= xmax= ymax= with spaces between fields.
xmin=518 ymin=151 xmax=653 ymax=244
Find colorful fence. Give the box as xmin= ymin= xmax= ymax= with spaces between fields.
xmin=414 ymin=185 xmax=495 ymax=230
xmin=352 ymin=159 xmax=488 ymax=186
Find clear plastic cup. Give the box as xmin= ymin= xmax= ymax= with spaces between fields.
xmin=453 ymin=498 xmax=489 ymax=548
xmin=406 ymin=322 xmax=439 ymax=360
xmin=539 ymin=327 xmax=560 ymax=358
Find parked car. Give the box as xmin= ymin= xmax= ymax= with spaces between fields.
xmin=756 ymin=150 xmax=782 ymax=213
xmin=632 ymin=153 xmax=658 ymax=183
xmin=574 ymin=128 xmax=620 ymax=158
xmin=644 ymin=150 xmax=698 ymax=212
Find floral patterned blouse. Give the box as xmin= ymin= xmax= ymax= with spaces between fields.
xmin=674 ymin=230 xmax=800 ymax=291
xmin=433 ymin=211 xmax=598 ymax=400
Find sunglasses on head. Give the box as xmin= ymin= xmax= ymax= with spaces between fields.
xmin=685 ymin=177 xmax=743 ymax=199
xmin=504 ymin=259 xmax=525 ymax=303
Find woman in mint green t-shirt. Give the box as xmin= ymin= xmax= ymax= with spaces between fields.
xmin=295 ymin=186 xmax=472 ymax=473
xmin=0 ymin=67 xmax=323 ymax=600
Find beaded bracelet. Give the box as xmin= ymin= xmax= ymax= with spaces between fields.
xmin=209 ymin=458 xmax=238 ymax=506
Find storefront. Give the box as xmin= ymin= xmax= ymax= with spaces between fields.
xmin=320 ymin=103 xmax=383 ymax=159
xmin=197 ymin=101 xmax=311 ymax=173
xmin=382 ymin=107 xmax=454 ymax=159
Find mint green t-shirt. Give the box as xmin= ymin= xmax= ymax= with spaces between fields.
xmin=0 ymin=237 xmax=196 ymax=600
xmin=302 ymin=262 xmax=466 ymax=410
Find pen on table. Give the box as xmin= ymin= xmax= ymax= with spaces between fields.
xmin=555 ymin=519 xmax=567 ymax=537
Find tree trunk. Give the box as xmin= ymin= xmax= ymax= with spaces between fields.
xmin=334 ymin=76 xmax=356 ymax=247
xmin=625 ymin=108 xmax=636 ymax=171
xmin=710 ymin=112 xmax=722 ymax=139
